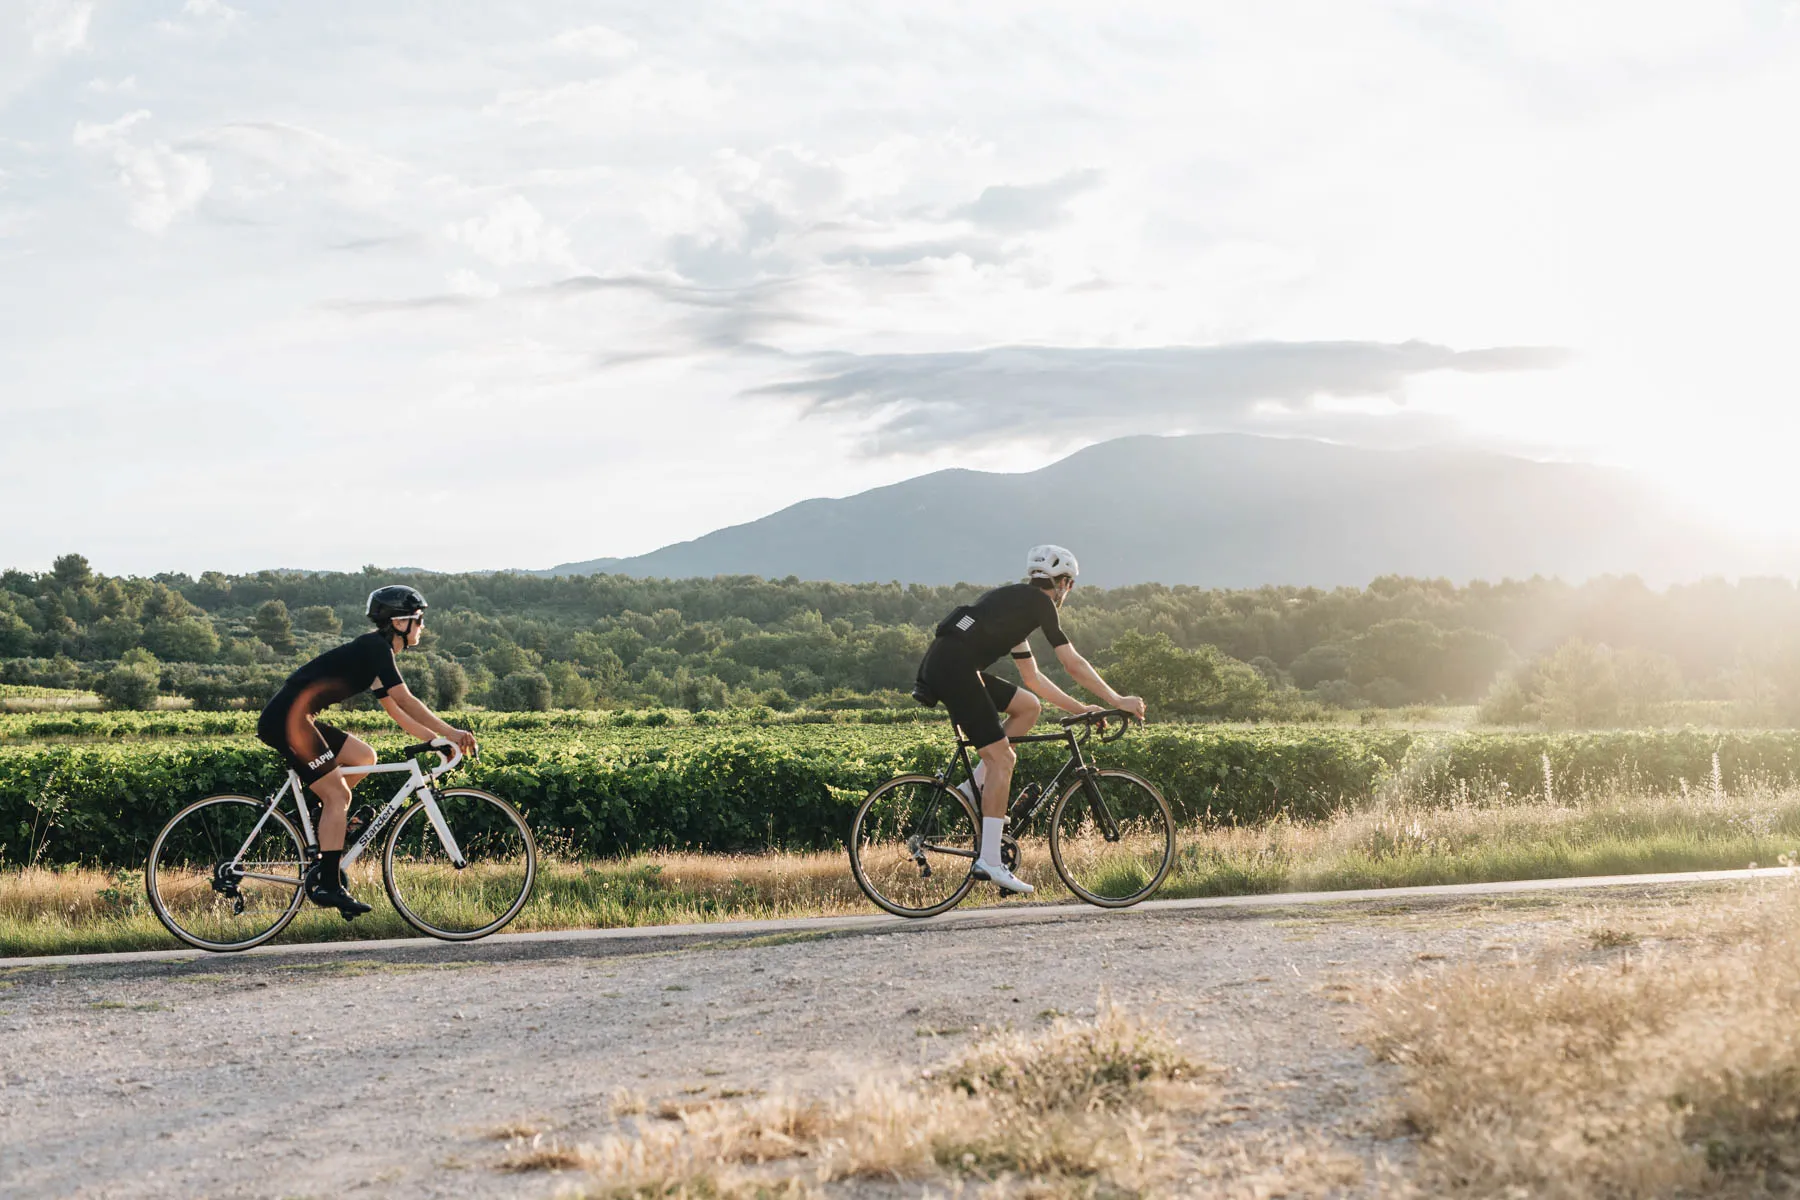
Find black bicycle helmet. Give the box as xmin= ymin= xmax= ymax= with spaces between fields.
xmin=366 ymin=584 xmax=428 ymax=626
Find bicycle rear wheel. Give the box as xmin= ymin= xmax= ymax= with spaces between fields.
xmin=382 ymin=787 xmax=536 ymax=940
xmin=848 ymin=774 xmax=980 ymax=918
xmin=1048 ymin=770 xmax=1175 ymax=908
xmin=146 ymin=795 xmax=306 ymax=952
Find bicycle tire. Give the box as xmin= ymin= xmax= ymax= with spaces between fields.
xmin=1047 ymin=769 xmax=1175 ymax=909
xmin=382 ymin=787 xmax=537 ymax=941
xmin=146 ymin=795 xmax=307 ymax=952
xmin=848 ymin=774 xmax=982 ymax=918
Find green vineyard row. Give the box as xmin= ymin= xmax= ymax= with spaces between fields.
xmin=8 ymin=724 xmax=1800 ymax=867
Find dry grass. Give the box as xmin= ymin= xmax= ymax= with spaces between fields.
xmin=17 ymin=782 xmax=1794 ymax=958
xmin=499 ymin=1005 xmax=1374 ymax=1198
xmin=1366 ymin=877 xmax=1800 ymax=1197
xmin=494 ymin=1004 xmax=1254 ymax=1199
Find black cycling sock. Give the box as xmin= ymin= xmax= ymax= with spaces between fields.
xmin=316 ymin=849 xmax=343 ymax=883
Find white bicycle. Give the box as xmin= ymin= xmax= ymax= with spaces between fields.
xmin=146 ymin=738 xmax=536 ymax=952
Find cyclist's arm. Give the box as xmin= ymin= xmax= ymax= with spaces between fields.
xmin=1015 ymin=651 xmax=1097 ymax=716
xmin=380 ymin=686 xmax=475 ymax=751
xmin=1052 ymin=643 xmax=1143 ymax=718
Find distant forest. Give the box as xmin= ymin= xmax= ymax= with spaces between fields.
xmin=10 ymin=554 xmax=1800 ymax=726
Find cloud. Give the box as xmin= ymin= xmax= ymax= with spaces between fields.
xmin=158 ymin=0 xmax=241 ymax=35
xmin=29 ymin=0 xmax=91 ymax=56
xmin=952 ymin=168 xmax=1104 ymax=233
xmin=72 ymin=111 xmax=212 ymax=233
xmin=490 ymin=63 xmax=722 ymax=127
xmin=821 ymin=236 xmax=1011 ymax=268
xmin=754 ymin=340 xmax=1573 ymax=454
xmin=444 ymin=195 xmax=573 ymax=268
xmin=190 ymin=122 xmax=401 ymax=207
xmin=550 ymin=24 xmax=639 ymax=59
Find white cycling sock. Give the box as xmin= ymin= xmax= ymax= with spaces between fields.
xmin=981 ymin=817 xmax=1004 ymax=866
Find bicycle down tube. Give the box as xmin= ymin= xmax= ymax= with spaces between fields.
xmin=226 ymin=740 xmax=465 ymax=879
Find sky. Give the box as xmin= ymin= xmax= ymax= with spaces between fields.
xmin=4 ymin=0 xmax=1799 ymax=576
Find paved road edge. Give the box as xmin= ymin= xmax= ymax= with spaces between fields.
xmin=4 ymin=866 xmax=1791 ymax=969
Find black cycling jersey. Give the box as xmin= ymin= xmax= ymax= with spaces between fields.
xmin=915 ymin=583 xmax=1071 ymax=750
xmin=265 ymin=631 xmax=406 ymax=717
xmin=931 ymin=582 xmax=1070 ymax=669
xmin=257 ymin=632 xmax=405 ymax=785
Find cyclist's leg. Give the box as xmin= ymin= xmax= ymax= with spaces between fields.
xmin=296 ymin=722 xmax=360 ymax=850
xmin=274 ymin=718 xmax=373 ymax=914
xmin=310 ymin=769 xmax=354 ymax=852
xmin=332 ymin=732 xmax=376 ymax=795
xmin=998 ymin=682 xmax=1040 ymax=739
xmin=931 ymin=664 xmax=1011 ymax=813
xmin=975 ymin=737 xmax=1016 ymax=820
xmin=970 ymin=673 xmax=1037 ymax=799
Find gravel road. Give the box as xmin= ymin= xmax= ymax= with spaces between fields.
xmin=0 ymin=884 xmax=1728 ymax=1199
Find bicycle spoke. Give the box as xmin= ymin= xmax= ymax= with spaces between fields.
xmin=384 ymin=789 xmax=535 ymax=940
xmin=1049 ymin=770 xmax=1175 ymax=908
xmin=849 ymin=776 xmax=979 ymax=918
xmin=147 ymin=796 xmax=304 ymax=951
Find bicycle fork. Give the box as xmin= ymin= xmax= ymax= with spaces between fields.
xmin=1076 ymin=770 xmax=1123 ymax=841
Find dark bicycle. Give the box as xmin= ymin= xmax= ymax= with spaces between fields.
xmin=847 ymin=709 xmax=1175 ymax=918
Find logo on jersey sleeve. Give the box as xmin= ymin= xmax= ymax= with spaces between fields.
xmin=955 ymin=614 xmax=975 ymax=632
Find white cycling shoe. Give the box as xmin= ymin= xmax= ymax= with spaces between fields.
xmin=972 ymin=859 xmax=1035 ymax=895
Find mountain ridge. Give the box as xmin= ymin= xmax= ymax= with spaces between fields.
xmin=541 ymin=434 xmax=1770 ymax=588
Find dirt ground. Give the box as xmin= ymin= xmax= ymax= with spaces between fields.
xmin=0 ymin=889 xmax=1675 ymax=1199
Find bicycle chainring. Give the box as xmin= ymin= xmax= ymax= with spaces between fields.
xmin=1000 ymin=835 xmax=1020 ymax=872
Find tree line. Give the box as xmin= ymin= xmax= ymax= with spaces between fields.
xmin=8 ymin=554 xmax=1800 ymax=725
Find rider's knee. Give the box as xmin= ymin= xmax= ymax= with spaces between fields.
xmin=980 ymin=740 xmax=1017 ymax=769
xmin=310 ymin=773 xmax=352 ymax=809
xmin=1013 ymin=692 xmax=1042 ymax=723
xmin=338 ymin=736 xmax=376 ymax=767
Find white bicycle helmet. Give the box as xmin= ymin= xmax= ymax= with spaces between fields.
xmin=1026 ymin=544 xmax=1080 ymax=580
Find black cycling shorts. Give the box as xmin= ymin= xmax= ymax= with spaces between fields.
xmin=916 ymin=638 xmax=1020 ymax=750
xmin=256 ymin=711 xmax=351 ymax=787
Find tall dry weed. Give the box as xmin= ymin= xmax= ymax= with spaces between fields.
xmin=553 ymin=1005 xmax=1219 ymax=1199
xmin=1367 ymin=883 xmax=1800 ymax=1197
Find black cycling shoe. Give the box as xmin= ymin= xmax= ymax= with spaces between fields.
xmin=304 ymin=862 xmax=372 ymax=919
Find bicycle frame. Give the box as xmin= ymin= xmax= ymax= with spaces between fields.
xmin=932 ymin=714 xmax=1126 ymax=836
xmin=228 ymin=740 xmax=467 ymax=885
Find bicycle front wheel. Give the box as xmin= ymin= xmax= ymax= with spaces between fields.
xmin=147 ymin=795 xmax=306 ymax=952
xmin=383 ymin=788 xmax=536 ymax=940
xmin=848 ymin=774 xmax=980 ymax=918
xmin=1048 ymin=770 xmax=1175 ymax=908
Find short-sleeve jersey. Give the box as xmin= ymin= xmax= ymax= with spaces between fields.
xmin=264 ymin=631 xmax=406 ymax=720
xmin=932 ymin=583 xmax=1070 ymax=668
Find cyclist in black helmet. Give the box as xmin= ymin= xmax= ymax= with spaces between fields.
xmin=255 ymin=584 xmax=478 ymax=916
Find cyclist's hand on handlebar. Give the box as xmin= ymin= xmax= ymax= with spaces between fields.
xmin=1117 ymin=696 xmax=1147 ymax=722
xmin=449 ymin=728 xmax=478 ymax=757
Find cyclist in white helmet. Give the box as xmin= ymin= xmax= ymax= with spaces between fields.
xmin=913 ymin=545 xmax=1147 ymax=894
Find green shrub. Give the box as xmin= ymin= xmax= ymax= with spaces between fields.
xmin=493 ymin=670 xmax=553 ymax=712
xmin=97 ymin=665 xmax=158 ymax=712
xmin=9 ymin=723 xmax=1800 ymax=869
